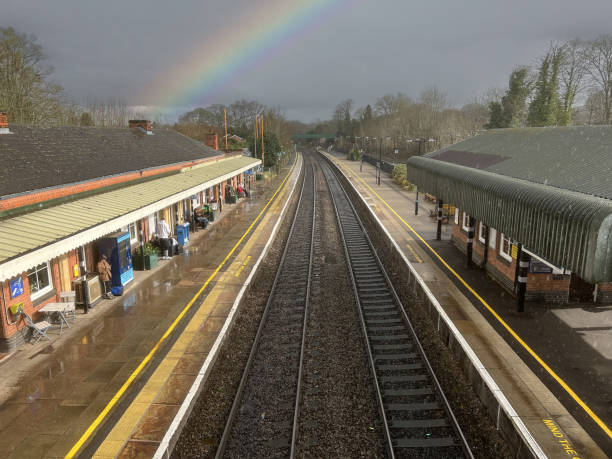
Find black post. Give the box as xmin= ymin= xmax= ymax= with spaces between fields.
xmin=514 ymin=243 xmax=522 ymax=291
xmin=466 ymin=216 xmax=475 ymax=268
xmin=415 ymin=189 xmax=419 ymax=215
xmin=436 ymin=199 xmax=443 ymax=240
xmin=378 ymin=138 xmax=382 ymax=185
xmin=517 ymin=248 xmax=530 ymax=312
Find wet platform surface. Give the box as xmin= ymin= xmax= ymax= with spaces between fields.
xmin=326 ymin=152 xmax=610 ymax=458
xmin=0 ymin=158 xmax=299 ymax=458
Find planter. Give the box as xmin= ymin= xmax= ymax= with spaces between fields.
xmin=133 ymin=253 xmax=158 ymax=270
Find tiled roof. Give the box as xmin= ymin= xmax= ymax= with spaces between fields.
xmin=0 ymin=155 xmax=260 ymax=280
xmin=0 ymin=125 xmax=220 ymax=197
xmin=426 ymin=126 xmax=612 ymax=200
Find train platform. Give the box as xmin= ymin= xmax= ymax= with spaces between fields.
xmin=325 ymin=151 xmax=611 ymax=458
xmin=0 ymin=155 xmax=302 ymax=458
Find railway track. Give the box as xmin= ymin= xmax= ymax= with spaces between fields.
xmin=321 ymin=157 xmax=473 ymax=458
xmin=216 ymin=158 xmax=316 ymax=458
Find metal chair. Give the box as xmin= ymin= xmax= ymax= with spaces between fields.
xmin=18 ymin=307 xmax=52 ymax=344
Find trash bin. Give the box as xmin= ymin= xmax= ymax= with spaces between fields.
xmin=176 ymin=223 xmax=190 ymax=246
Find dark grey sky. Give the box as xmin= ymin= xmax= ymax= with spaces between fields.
xmin=4 ymin=0 xmax=612 ymax=121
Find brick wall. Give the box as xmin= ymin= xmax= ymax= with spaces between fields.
xmin=452 ymin=209 xmax=570 ymax=304
xmin=0 ymin=257 xmax=63 ymax=351
xmin=596 ymin=282 xmax=612 ymax=304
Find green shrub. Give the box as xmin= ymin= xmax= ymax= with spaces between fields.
xmin=133 ymin=242 xmax=159 ymax=257
xmin=393 ymin=164 xmax=415 ymax=190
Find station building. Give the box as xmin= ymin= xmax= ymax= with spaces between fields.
xmin=0 ymin=114 xmax=260 ymax=351
xmin=406 ymin=126 xmax=612 ymax=307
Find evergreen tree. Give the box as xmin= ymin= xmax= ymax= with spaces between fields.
xmin=362 ymin=104 xmax=373 ymax=122
xmin=501 ymin=67 xmax=532 ymax=127
xmin=485 ymin=101 xmax=505 ymax=128
xmin=80 ymin=112 xmax=94 ymax=126
xmin=486 ymin=67 xmax=532 ymax=129
xmin=528 ymin=50 xmax=562 ymax=126
xmin=247 ymin=131 xmax=281 ymax=167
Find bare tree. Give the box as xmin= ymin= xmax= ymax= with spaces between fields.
xmin=558 ymin=40 xmax=588 ymax=125
xmin=0 ymin=27 xmax=64 ymax=125
xmin=583 ymin=34 xmax=612 ymax=123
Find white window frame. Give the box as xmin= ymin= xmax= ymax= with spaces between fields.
xmin=192 ymin=193 xmax=201 ymax=207
xmin=462 ymin=212 xmax=471 ymax=232
xmin=489 ymin=228 xmax=497 ymax=249
xmin=148 ymin=214 xmax=156 ymax=238
xmin=28 ymin=262 xmax=53 ymax=300
xmin=128 ymin=222 xmax=138 ymax=244
xmin=478 ymin=222 xmax=487 ymax=244
xmin=454 ymin=208 xmax=459 ymax=225
xmin=499 ymin=233 xmax=513 ymax=261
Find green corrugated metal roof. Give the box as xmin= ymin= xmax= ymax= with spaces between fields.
xmin=406 ymin=155 xmax=612 ymax=283
xmin=0 ymin=155 xmax=258 ymax=272
xmin=427 ymin=126 xmax=612 ymax=200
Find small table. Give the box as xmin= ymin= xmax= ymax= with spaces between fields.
xmin=39 ymin=302 xmax=74 ymax=335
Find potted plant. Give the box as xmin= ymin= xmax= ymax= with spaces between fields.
xmin=132 ymin=243 xmax=159 ymax=270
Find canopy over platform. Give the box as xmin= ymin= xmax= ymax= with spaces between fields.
xmin=406 ymin=126 xmax=612 ymax=283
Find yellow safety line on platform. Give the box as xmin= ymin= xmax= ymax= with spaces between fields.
xmin=405 ymin=243 xmax=423 ymax=263
xmin=330 ymin=154 xmax=612 ymax=439
xmin=65 ymin=155 xmax=299 ymax=459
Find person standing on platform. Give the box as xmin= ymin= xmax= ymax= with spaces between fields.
xmin=97 ymin=254 xmax=113 ymax=299
xmin=157 ymin=217 xmax=171 ymax=259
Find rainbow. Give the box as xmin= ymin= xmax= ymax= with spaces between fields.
xmin=144 ymin=0 xmax=353 ymax=109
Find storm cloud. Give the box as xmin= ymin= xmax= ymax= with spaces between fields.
xmin=4 ymin=0 xmax=612 ymax=121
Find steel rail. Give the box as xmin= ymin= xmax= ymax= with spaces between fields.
xmin=290 ymin=163 xmax=316 ymax=458
xmin=215 ymin=156 xmax=316 ymax=458
xmin=320 ymin=156 xmax=473 ymax=458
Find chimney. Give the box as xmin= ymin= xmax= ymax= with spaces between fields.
xmin=0 ymin=112 xmax=11 ymax=134
xmin=205 ymin=133 xmax=219 ymax=150
xmin=129 ymin=119 xmax=153 ymax=135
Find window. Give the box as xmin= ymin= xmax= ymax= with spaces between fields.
xmin=128 ymin=222 xmax=138 ymax=244
xmin=489 ymin=228 xmax=497 ymax=249
xmin=462 ymin=212 xmax=471 ymax=232
xmin=192 ymin=193 xmax=201 ymax=207
xmin=499 ymin=233 xmax=513 ymax=261
xmin=148 ymin=214 xmax=156 ymax=238
xmin=478 ymin=222 xmax=487 ymax=243
xmin=454 ymin=208 xmax=459 ymax=225
xmin=28 ymin=262 xmax=53 ymax=299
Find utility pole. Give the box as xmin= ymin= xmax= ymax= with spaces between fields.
xmin=378 ymin=137 xmax=382 ymax=185
xmin=224 ymin=109 xmax=229 ymax=152
xmin=260 ymin=114 xmax=265 ymax=169
xmin=254 ymin=116 xmax=258 ymax=159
